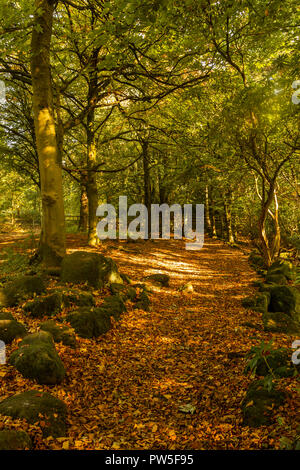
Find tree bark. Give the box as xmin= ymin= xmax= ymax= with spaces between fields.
xmin=78 ymin=182 xmax=88 ymax=232
xmin=210 ymin=198 xmax=217 ymax=238
xmin=86 ymin=47 xmax=100 ymax=246
xmin=30 ymin=0 xmax=66 ymax=266
xmin=223 ymin=192 xmax=235 ymax=243
xmin=205 ymin=185 xmax=212 ymax=234
xmin=142 ymin=141 xmax=151 ymax=236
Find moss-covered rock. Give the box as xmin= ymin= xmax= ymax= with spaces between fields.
xmin=268 ymin=260 xmax=296 ymax=281
xmin=265 ymin=273 xmax=287 ymax=285
xmin=0 ymin=312 xmax=27 ymax=344
xmin=0 ymin=390 xmax=67 ymax=437
xmin=0 ymin=429 xmax=32 ymax=450
xmin=124 ymin=287 xmax=138 ymax=302
xmin=67 ymin=307 xmax=112 ymax=338
xmin=242 ymin=380 xmax=286 ymax=427
xmin=110 ymin=283 xmax=127 ymax=296
xmin=40 ymin=320 xmax=77 ymax=348
xmin=100 ymin=295 xmax=127 ymax=320
xmin=120 ymin=273 xmax=131 ymax=284
xmin=93 ymin=309 xmax=113 ymax=336
xmin=0 ymin=275 xmax=45 ymax=307
xmin=24 ymin=293 xmax=62 ymax=318
xmin=268 ymin=286 xmax=297 ymax=316
xmin=0 ymin=319 xmax=27 ymax=344
xmin=242 ymin=292 xmax=270 ymax=313
xmin=263 ymin=311 xmax=300 ymax=334
xmin=61 ymin=251 xmax=123 ymax=288
xmin=145 ymin=273 xmax=170 ymax=287
xmin=133 ymin=291 xmax=151 ymax=311
xmin=62 ymin=290 xmax=95 ymax=307
xmin=9 ymin=331 xmax=65 ymax=385
xmin=248 ymin=253 xmax=266 ymax=273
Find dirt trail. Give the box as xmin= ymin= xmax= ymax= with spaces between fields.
xmin=1 ymin=235 xmax=297 ymax=449
xmin=63 ymin=237 xmax=292 ymax=450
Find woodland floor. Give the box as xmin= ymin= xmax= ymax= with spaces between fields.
xmin=0 ymin=233 xmax=299 ymax=450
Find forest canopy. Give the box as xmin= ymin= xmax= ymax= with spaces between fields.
xmin=0 ymin=0 xmax=299 ymax=265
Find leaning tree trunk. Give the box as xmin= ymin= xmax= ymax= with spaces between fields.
xmin=30 ymin=0 xmax=66 ymax=266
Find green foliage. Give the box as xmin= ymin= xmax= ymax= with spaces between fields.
xmin=0 ymin=247 xmax=28 ymax=276
xmin=245 ymin=340 xmax=276 ymax=386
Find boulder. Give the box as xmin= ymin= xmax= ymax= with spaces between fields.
xmin=100 ymin=295 xmax=127 ymax=320
xmin=248 ymin=253 xmax=266 ymax=273
xmin=0 ymin=390 xmax=67 ymax=437
xmin=40 ymin=320 xmax=77 ymax=348
xmin=133 ymin=291 xmax=151 ymax=311
xmin=0 ymin=275 xmax=45 ymax=307
xmin=242 ymin=292 xmax=270 ymax=314
xmin=0 ymin=312 xmax=27 ymax=344
xmin=9 ymin=331 xmax=65 ymax=385
xmin=267 ymin=260 xmax=296 ymax=281
xmin=0 ymin=429 xmax=32 ymax=450
xmin=24 ymin=293 xmax=62 ymax=318
xmin=263 ymin=311 xmax=300 ymax=334
xmin=242 ymin=380 xmax=286 ymax=427
xmin=268 ymin=286 xmax=299 ymax=317
xmin=67 ymin=307 xmax=112 ymax=339
xmin=265 ymin=273 xmax=287 ymax=285
xmin=61 ymin=251 xmax=123 ymax=288
xmin=120 ymin=273 xmax=131 ymax=284
xmin=61 ymin=290 xmax=95 ymax=307
xmin=145 ymin=273 xmax=170 ymax=287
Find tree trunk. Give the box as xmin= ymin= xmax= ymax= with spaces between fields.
xmin=223 ymin=192 xmax=235 ymax=243
xmin=30 ymin=0 xmax=66 ymax=266
xmin=78 ymin=182 xmax=88 ymax=232
xmin=210 ymin=198 xmax=217 ymax=238
xmin=259 ymin=181 xmax=281 ymax=266
xmin=205 ymin=185 xmax=212 ymax=234
xmin=142 ymin=141 xmax=151 ymax=236
xmin=271 ymin=190 xmax=280 ymax=259
xmin=86 ymin=48 xmax=100 ymax=246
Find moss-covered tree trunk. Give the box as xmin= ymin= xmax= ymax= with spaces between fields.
xmin=30 ymin=0 xmax=66 ymax=266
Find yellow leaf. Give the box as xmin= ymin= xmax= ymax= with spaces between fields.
xmin=152 ymin=424 xmax=158 ymax=433
xmin=62 ymin=441 xmax=70 ymax=450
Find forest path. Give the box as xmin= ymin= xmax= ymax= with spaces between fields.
xmin=1 ymin=234 xmax=296 ymax=449
xmin=63 ymin=236 xmax=285 ymax=450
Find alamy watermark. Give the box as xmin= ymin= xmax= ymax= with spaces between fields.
xmin=96 ymin=196 xmax=204 ymax=250
xmin=0 ymin=340 xmax=6 ymax=365
xmin=292 ymin=80 xmax=300 ymax=105
xmin=291 ymin=340 xmax=300 ymax=365
xmin=0 ymin=80 xmax=5 ymax=105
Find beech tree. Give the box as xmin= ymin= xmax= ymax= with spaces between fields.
xmin=30 ymin=0 xmax=66 ymax=266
